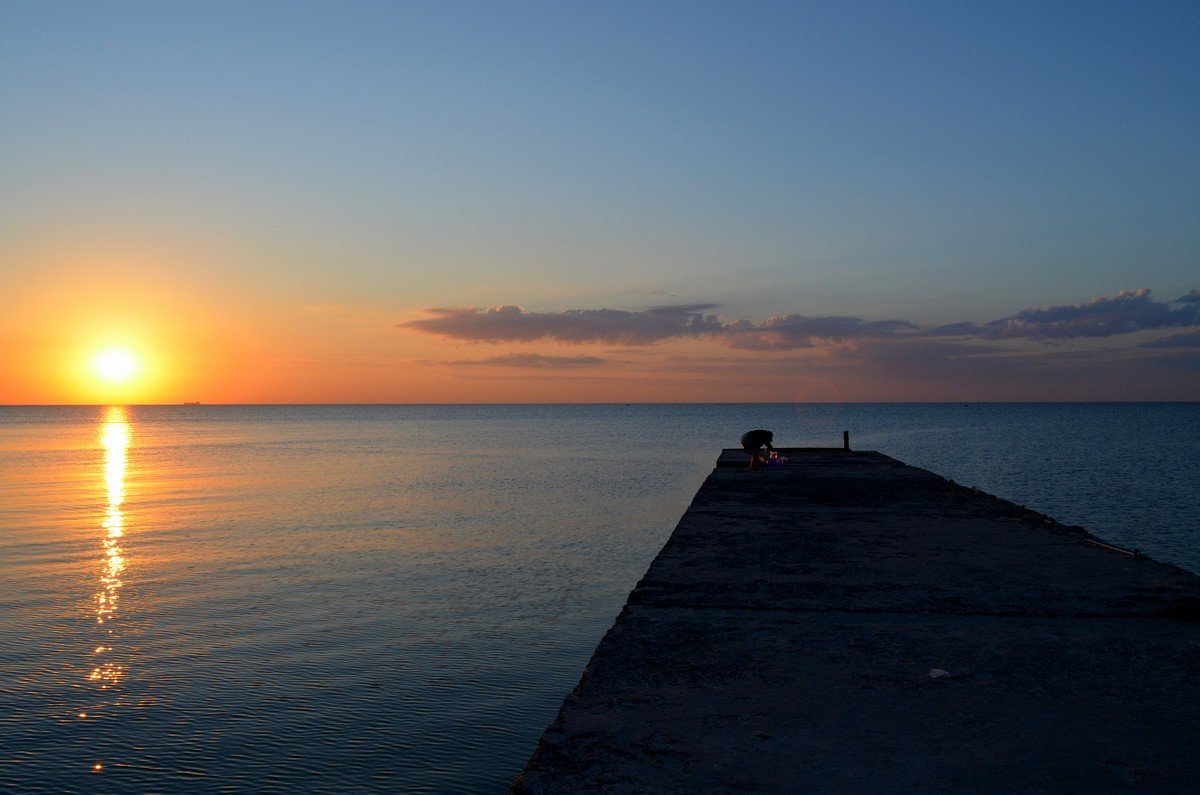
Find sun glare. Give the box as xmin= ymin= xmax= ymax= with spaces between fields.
xmin=91 ymin=348 xmax=141 ymax=385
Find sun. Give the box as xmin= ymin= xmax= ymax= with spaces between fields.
xmin=91 ymin=348 xmax=142 ymax=385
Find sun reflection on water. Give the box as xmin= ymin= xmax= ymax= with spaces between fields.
xmin=91 ymin=407 xmax=130 ymax=688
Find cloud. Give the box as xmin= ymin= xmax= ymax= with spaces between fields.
xmin=921 ymin=321 xmax=989 ymax=337
xmin=447 ymin=353 xmax=608 ymax=367
xmin=399 ymin=289 xmax=1200 ymax=352
xmin=986 ymin=289 xmax=1200 ymax=338
xmin=397 ymin=304 xmax=724 ymax=345
xmin=838 ymin=338 xmax=1003 ymax=362
xmin=727 ymin=314 xmax=916 ymax=350
xmin=932 ymin=289 xmax=1200 ymax=340
xmin=1140 ymin=330 xmax=1200 ymax=349
xmin=646 ymin=303 xmax=721 ymax=314
xmin=401 ymin=303 xmax=914 ymax=349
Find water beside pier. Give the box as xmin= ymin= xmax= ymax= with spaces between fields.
xmin=1 ymin=404 xmax=1197 ymax=791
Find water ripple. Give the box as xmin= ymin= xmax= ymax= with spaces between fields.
xmin=1 ymin=403 xmax=1197 ymax=791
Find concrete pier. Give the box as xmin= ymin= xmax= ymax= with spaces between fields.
xmin=514 ymin=449 xmax=1200 ymax=792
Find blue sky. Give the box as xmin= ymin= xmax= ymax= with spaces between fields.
xmin=2 ymin=1 xmax=1198 ymax=401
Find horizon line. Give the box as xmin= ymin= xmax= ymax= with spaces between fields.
xmin=3 ymin=400 xmax=1198 ymax=408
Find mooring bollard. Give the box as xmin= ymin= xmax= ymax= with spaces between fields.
xmin=843 ymin=430 xmax=850 ymax=450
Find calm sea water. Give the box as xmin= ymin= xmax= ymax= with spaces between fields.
xmin=1 ymin=403 xmax=1197 ymax=792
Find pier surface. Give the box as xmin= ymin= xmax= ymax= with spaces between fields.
xmin=514 ymin=450 xmax=1200 ymax=792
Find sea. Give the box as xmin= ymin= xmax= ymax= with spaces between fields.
xmin=1 ymin=403 xmax=1197 ymax=792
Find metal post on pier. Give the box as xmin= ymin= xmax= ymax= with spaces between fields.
xmin=843 ymin=431 xmax=850 ymax=450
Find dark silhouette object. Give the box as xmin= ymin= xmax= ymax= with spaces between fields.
xmin=740 ymin=429 xmax=775 ymax=470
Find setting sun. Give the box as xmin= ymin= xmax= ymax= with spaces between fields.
xmin=91 ymin=348 xmax=141 ymax=385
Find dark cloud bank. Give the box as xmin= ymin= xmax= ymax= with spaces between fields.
xmin=927 ymin=290 xmax=1200 ymax=340
xmin=447 ymin=353 xmax=608 ymax=367
xmin=399 ymin=289 xmax=1200 ymax=351
xmin=404 ymin=304 xmax=724 ymax=346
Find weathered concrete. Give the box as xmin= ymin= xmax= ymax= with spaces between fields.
xmin=513 ymin=450 xmax=1200 ymax=793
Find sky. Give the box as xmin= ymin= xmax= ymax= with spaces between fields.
xmin=2 ymin=0 xmax=1198 ymax=403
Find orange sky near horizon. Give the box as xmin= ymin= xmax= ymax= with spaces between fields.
xmin=0 ymin=242 xmax=1195 ymax=405
xmin=4 ymin=295 xmax=1197 ymax=405
xmin=0 ymin=243 xmax=846 ymax=405
xmin=2 ymin=237 xmax=1196 ymax=405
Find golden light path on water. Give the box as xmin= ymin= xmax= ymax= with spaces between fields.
xmin=86 ymin=406 xmax=131 ymax=772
